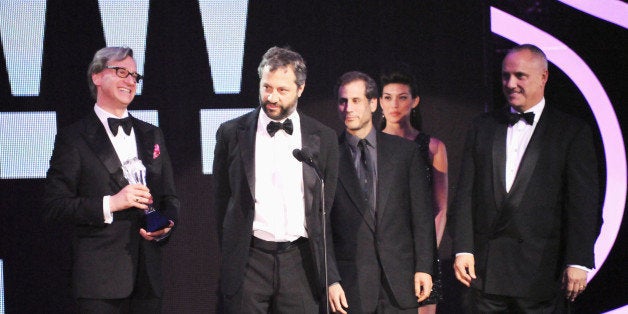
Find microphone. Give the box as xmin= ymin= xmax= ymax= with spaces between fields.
xmin=293 ymin=149 xmax=323 ymax=180
xmin=292 ymin=148 xmax=312 ymax=164
xmin=292 ymin=148 xmax=330 ymax=314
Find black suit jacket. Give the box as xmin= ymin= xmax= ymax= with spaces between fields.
xmin=329 ymin=131 xmax=435 ymax=311
xmin=213 ymin=108 xmax=339 ymax=296
xmin=450 ymin=105 xmax=600 ymax=299
xmin=44 ymin=111 xmax=180 ymax=299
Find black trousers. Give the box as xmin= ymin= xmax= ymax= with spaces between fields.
xmin=222 ymin=237 xmax=320 ymax=314
xmin=77 ymin=297 xmax=161 ymax=314
xmin=76 ymin=250 xmax=161 ymax=314
xmin=465 ymin=288 xmax=570 ymax=314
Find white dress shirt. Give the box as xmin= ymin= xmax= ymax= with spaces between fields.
xmin=253 ymin=110 xmax=306 ymax=242
xmin=505 ymin=99 xmax=545 ymax=192
xmin=94 ymin=104 xmax=139 ymax=223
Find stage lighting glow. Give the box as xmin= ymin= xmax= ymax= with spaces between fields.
xmin=557 ymin=0 xmax=628 ymax=29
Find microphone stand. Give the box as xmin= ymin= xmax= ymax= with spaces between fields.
xmin=293 ymin=149 xmax=329 ymax=314
xmin=310 ymin=162 xmax=329 ymax=314
xmin=320 ymin=177 xmax=329 ymax=314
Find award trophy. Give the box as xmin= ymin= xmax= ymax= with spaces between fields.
xmin=122 ymin=157 xmax=170 ymax=232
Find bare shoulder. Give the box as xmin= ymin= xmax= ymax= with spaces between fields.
xmin=429 ymin=136 xmax=448 ymax=170
xmin=429 ymin=137 xmax=447 ymax=156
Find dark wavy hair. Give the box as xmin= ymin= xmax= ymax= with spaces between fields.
xmin=257 ymin=46 xmax=307 ymax=87
xmin=379 ymin=63 xmax=422 ymax=131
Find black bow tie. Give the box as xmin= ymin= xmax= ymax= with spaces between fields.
xmin=107 ymin=117 xmax=133 ymax=136
xmin=267 ymin=119 xmax=293 ymax=136
xmin=506 ymin=112 xmax=535 ymax=126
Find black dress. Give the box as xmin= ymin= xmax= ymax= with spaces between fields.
xmin=415 ymin=132 xmax=444 ymax=306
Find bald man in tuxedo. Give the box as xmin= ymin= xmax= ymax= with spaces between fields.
xmin=449 ymin=44 xmax=601 ymax=313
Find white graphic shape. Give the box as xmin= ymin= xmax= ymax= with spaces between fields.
xmin=200 ymin=108 xmax=254 ymax=174
xmin=0 ymin=1 xmax=47 ymax=96
xmin=199 ymin=0 xmax=249 ymax=94
xmin=98 ymin=0 xmax=149 ymax=95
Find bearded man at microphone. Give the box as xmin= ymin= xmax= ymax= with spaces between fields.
xmin=213 ymin=46 xmax=340 ymax=313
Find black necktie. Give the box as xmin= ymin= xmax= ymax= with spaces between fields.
xmin=267 ymin=119 xmax=293 ymax=137
xmin=107 ymin=117 xmax=133 ymax=136
xmin=357 ymin=139 xmax=375 ymax=218
xmin=506 ymin=112 xmax=535 ymax=126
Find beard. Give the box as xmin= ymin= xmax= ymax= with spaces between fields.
xmin=260 ymin=97 xmax=298 ymax=121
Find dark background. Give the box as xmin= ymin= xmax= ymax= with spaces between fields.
xmin=0 ymin=1 xmax=626 ymax=313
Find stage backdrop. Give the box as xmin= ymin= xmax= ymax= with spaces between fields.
xmin=0 ymin=1 xmax=625 ymax=313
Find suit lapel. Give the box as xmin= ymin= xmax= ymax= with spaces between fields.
xmin=81 ymin=112 xmax=127 ymax=190
xmin=375 ymin=133 xmax=393 ymax=225
xmin=491 ymin=118 xmax=508 ymax=209
xmin=300 ymin=114 xmax=322 ymax=217
xmin=492 ymin=106 xmax=549 ymax=236
xmin=338 ymin=136 xmax=376 ymax=232
xmin=504 ymin=106 xmax=549 ymax=207
xmin=238 ymin=108 xmax=259 ymax=200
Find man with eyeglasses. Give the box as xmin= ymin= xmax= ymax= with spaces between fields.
xmin=44 ymin=46 xmax=180 ymax=313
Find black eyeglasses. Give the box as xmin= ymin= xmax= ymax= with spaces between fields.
xmin=105 ymin=66 xmax=143 ymax=83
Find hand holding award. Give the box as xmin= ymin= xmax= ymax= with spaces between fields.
xmin=122 ymin=157 xmax=171 ymax=232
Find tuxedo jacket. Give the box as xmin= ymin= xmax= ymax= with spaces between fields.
xmin=212 ymin=108 xmax=339 ymax=296
xmin=44 ymin=111 xmax=180 ymax=299
xmin=450 ymin=105 xmax=600 ymax=299
xmin=329 ymin=131 xmax=436 ymax=311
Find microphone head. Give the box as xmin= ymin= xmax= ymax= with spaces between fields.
xmin=293 ymin=148 xmax=322 ymax=180
xmin=292 ymin=149 xmax=305 ymax=162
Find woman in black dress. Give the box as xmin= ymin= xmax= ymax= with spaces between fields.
xmin=379 ymin=66 xmax=448 ymax=314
